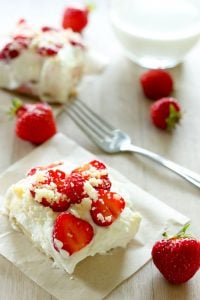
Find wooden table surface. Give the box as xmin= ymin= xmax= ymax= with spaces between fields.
xmin=0 ymin=1 xmax=200 ymax=299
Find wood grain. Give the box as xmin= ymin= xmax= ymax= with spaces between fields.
xmin=0 ymin=1 xmax=200 ymax=299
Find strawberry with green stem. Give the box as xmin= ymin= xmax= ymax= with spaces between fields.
xmin=62 ymin=3 xmax=94 ymax=32
xmin=150 ymin=97 xmax=181 ymax=130
xmin=152 ymin=223 xmax=200 ymax=284
xmin=9 ymin=98 xmax=57 ymax=144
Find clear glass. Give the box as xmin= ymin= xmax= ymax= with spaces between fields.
xmin=110 ymin=0 xmax=200 ymax=69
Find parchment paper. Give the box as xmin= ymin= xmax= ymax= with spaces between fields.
xmin=0 ymin=133 xmax=189 ymax=300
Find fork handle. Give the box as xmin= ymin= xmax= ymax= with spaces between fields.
xmin=123 ymin=144 xmax=200 ymax=188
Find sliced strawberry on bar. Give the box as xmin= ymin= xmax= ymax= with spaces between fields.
xmin=69 ymin=39 xmax=84 ymax=48
xmin=41 ymin=195 xmax=70 ymax=212
xmin=53 ymin=212 xmax=94 ymax=255
xmin=72 ymin=160 xmax=111 ymax=191
xmin=41 ymin=196 xmax=70 ymax=212
xmin=46 ymin=169 xmax=66 ymax=188
xmin=0 ymin=42 xmax=20 ymax=60
xmin=30 ymin=169 xmax=70 ymax=212
xmin=17 ymin=18 xmax=27 ymax=25
xmin=37 ymin=46 xmax=58 ymax=56
xmin=40 ymin=169 xmax=70 ymax=211
xmin=90 ymin=189 xmax=125 ymax=226
xmin=41 ymin=26 xmax=57 ymax=32
xmin=61 ymin=172 xmax=86 ymax=204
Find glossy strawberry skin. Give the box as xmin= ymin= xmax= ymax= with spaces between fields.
xmin=152 ymin=238 xmax=200 ymax=284
xmin=140 ymin=69 xmax=173 ymax=100
xmin=41 ymin=26 xmax=57 ymax=32
xmin=62 ymin=6 xmax=88 ymax=32
xmin=0 ymin=36 xmax=31 ymax=61
xmin=37 ymin=46 xmax=58 ymax=56
xmin=53 ymin=212 xmax=94 ymax=255
xmin=15 ymin=103 xmax=57 ymax=144
xmin=150 ymin=97 xmax=181 ymax=130
xmin=40 ymin=195 xmax=70 ymax=212
xmin=0 ymin=42 xmax=20 ymax=60
xmin=72 ymin=160 xmax=111 ymax=191
xmin=61 ymin=172 xmax=86 ymax=204
xmin=90 ymin=189 xmax=125 ymax=226
xmin=30 ymin=169 xmax=70 ymax=212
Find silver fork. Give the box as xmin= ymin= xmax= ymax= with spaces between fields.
xmin=64 ymin=99 xmax=200 ymax=189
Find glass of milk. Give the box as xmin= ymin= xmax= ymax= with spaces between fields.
xmin=110 ymin=0 xmax=200 ymax=69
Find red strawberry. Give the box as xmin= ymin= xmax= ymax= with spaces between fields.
xmin=69 ymin=39 xmax=84 ymax=49
xmin=140 ymin=69 xmax=173 ymax=100
xmin=53 ymin=212 xmax=94 ymax=255
xmin=90 ymin=189 xmax=125 ymax=226
xmin=62 ymin=5 xmax=91 ymax=32
xmin=150 ymin=97 xmax=181 ymax=130
xmin=152 ymin=224 xmax=200 ymax=284
xmin=61 ymin=172 xmax=86 ymax=204
xmin=0 ymin=35 xmax=32 ymax=61
xmin=9 ymin=98 xmax=57 ymax=144
xmin=17 ymin=18 xmax=27 ymax=25
xmin=0 ymin=42 xmax=20 ymax=60
xmin=39 ymin=192 xmax=70 ymax=212
xmin=41 ymin=26 xmax=57 ymax=32
xmin=31 ymin=169 xmax=70 ymax=212
xmin=13 ymin=35 xmax=32 ymax=48
xmin=72 ymin=160 xmax=111 ymax=191
xmin=37 ymin=46 xmax=59 ymax=57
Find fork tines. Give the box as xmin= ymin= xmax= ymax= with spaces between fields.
xmin=64 ymin=99 xmax=114 ymax=141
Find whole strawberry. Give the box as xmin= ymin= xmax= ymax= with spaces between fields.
xmin=10 ymin=98 xmax=57 ymax=144
xmin=62 ymin=4 xmax=92 ymax=32
xmin=150 ymin=97 xmax=181 ymax=130
xmin=152 ymin=224 xmax=200 ymax=284
xmin=140 ymin=69 xmax=173 ymax=100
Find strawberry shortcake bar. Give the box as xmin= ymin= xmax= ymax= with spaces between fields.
xmin=4 ymin=160 xmax=141 ymax=274
xmin=0 ymin=19 xmax=87 ymax=103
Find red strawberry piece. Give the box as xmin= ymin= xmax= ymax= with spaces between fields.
xmin=41 ymin=26 xmax=57 ymax=32
xmin=150 ymin=97 xmax=181 ymax=130
xmin=0 ymin=42 xmax=20 ymax=60
xmin=27 ymin=162 xmax=64 ymax=176
xmin=90 ymin=189 xmax=125 ymax=226
xmin=69 ymin=39 xmax=84 ymax=48
xmin=16 ymin=84 xmax=33 ymax=95
xmin=61 ymin=172 xmax=86 ymax=204
xmin=0 ymin=35 xmax=32 ymax=61
xmin=9 ymin=98 xmax=57 ymax=144
xmin=45 ymin=169 xmax=66 ymax=188
xmin=72 ymin=160 xmax=111 ymax=191
xmin=41 ymin=194 xmax=70 ymax=212
xmin=53 ymin=212 xmax=94 ymax=255
xmin=13 ymin=35 xmax=32 ymax=48
xmin=62 ymin=5 xmax=90 ymax=32
xmin=152 ymin=224 xmax=200 ymax=284
xmin=37 ymin=46 xmax=59 ymax=56
xmin=31 ymin=169 xmax=70 ymax=212
xmin=140 ymin=69 xmax=173 ymax=100
xmin=17 ymin=18 xmax=27 ymax=25
xmin=90 ymin=160 xmax=107 ymax=170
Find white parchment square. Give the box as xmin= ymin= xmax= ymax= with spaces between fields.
xmin=0 ymin=133 xmax=189 ymax=300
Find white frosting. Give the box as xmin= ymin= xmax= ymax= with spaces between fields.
xmin=4 ymin=162 xmax=141 ymax=274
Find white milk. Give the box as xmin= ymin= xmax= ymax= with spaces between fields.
xmin=110 ymin=0 xmax=200 ymax=68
